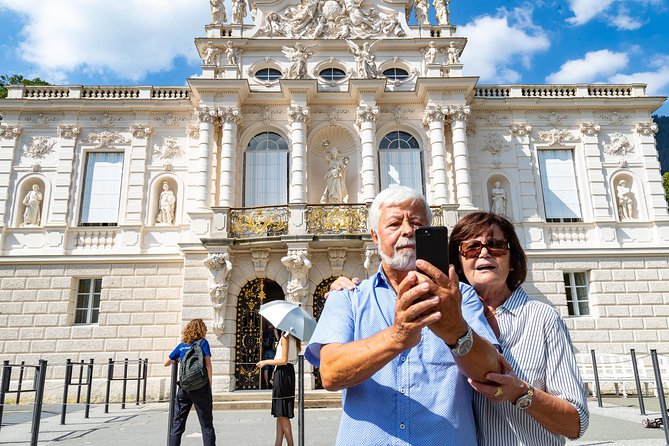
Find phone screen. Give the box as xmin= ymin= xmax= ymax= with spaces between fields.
xmin=415 ymin=226 xmax=449 ymax=277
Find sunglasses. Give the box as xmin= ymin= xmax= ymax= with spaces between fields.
xmin=459 ymin=239 xmax=510 ymax=259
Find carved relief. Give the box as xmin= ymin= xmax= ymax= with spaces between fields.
xmin=82 ymin=131 xmax=130 ymax=149
xmin=328 ymin=248 xmax=347 ymax=277
xmin=601 ymin=111 xmax=630 ymax=125
xmin=288 ymin=105 xmax=310 ymax=124
xmin=204 ymin=251 xmax=232 ymax=335
xmin=364 ymin=244 xmax=381 ymax=277
xmin=604 ymin=133 xmax=634 ymax=157
xmin=480 ymin=112 xmax=508 ymax=126
xmin=25 ymin=113 xmax=59 ymax=128
xmin=155 ymin=113 xmax=187 ymax=128
xmin=186 ymin=125 xmax=200 ymax=139
xmin=356 ymin=105 xmax=379 ymax=127
xmin=538 ymin=112 xmax=567 ymax=128
xmin=422 ymin=105 xmax=449 ymax=127
xmin=220 ymin=107 xmax=242 ymax=125
xmin=90 ymin=113 xmax=121 ymax=128
xmin=195 ymin=106 xmax=219 ymax=125
xmin=282 ymin=43 xmax=315 ymax=79
xmin=482 ymin=133 xmax=509 ymax=156
xmin=153 ymin=137 xmax=183 ymax=161
xmin=251 ymin=249 xmax=271 ymax=277
xmin=579 ymin=122 xmax=601 ymax=136
xmin=450 ymin=105 xmax=471 ymax=122
xmin=23 ymin=136 xmax=56 ymax=159
xmin=537 ymin=128 xmax=575 ymax=146
xmin=57 ymin=125 xmax=80 ymax=139
xmin=347 ymin=40 xmax=378 ymax=78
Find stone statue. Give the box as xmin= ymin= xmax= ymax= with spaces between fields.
xmin=616 ymin=180 xmax=635 ymax=220
xmin=380 ymin=13 xmax=405 ymax=37
xmin=344 ymin=0 xmax=377 ymax=31
xmin=282 ymin=43 xmax=315 ymax=79
xmin=446 ymin=42 xmax=460 ymax=65
xmin=281 ymin=251 xmax=312 ymax=304
xmin=232 ymin=0 xmax=247 ymax=23
xmin=22 ymin=184 xmax=42 ymax=226
xmin=203 ymin=42 xmax=220 ymax=65
xmin=491 ymin=181 xmax=506 ymax=217
xmin=414 ymin=0 xmax=429 ymax=25
xmin=347 ymin=40 xmax=378 ymax=79
xmin=156 ymin=182 xmax=176 ymax=225
xmin=210 ymin=0 xmax=226 ymax=25
xmin=434 ymin=0 xmax=450 ymax=25
xmin=204 ymin=252 xmax=232 ymax=334
xmin=224 ymin=41 xmax=240 ymax=65
xmin=424 ymin=41 xmax=439 ymax=65
xmin=320 ymin=140 xmax=350 ymax=204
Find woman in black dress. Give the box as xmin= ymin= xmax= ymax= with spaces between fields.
xmin=257 ymin=329 xmax=300 ymax=446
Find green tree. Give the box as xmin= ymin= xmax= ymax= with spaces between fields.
xmin=664 ymin=172 xmax=669 ymax=204
xmin=654 ymin=115 xmax=669 ymax=174
xmin=0 ymin=74 xmax=50 ymax=98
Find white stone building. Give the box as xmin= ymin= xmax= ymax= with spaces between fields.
xmin=0 ymin=0 xmax=667 ymax=400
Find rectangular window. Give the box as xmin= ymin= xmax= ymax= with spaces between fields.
xmin=538 ymin=149 xmax=582 ymax=222
xmin=379 ymin=152 xmax=425 ymax=194
xmin=80 ymin=152 xmax=123 ymax=225
xmin=563 ymin=272 xmax=590 ymax=316
xmin=74 ymin=278 xmax=102 ymax=324
xmin=244 ymin=151 xmax=288 ymax=207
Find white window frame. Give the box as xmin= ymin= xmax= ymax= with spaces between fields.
xmin=378 ymin=131 xmax=424 ymax=194
xmin=80 ymin=152 xmax=124 ymax=226
xmin=244 ymin=132 xmax=289 ymax=207
xmin=563 ymin=271 xmax=590 ymax=316
xmin=74 ymin=278 xmax=102 ymax=324
xmin=538 ymin=149 xmax=582 ymax=223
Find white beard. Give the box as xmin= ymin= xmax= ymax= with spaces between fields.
xmin=380 ymin=236 xmax=416 ymax=271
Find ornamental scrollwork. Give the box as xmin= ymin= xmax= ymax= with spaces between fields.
xmin=57 ymin=125 xmax=80 ymax=139
xmin=482 ymin=133 xmax=509 ymax=156
xmin=25 ymin=113 xmax=59 ymax=128
xmin=450 ymin=105 xmax=471 ymax=122
xmin=305 ymin=204 xmax=368 ymax=234
xmin=82 ymin=131 xmax=130 ymax=149
xmin=195 ymin=106 xmax=220 ymax=125
xmin=604 ymin=133 xmax=634 ymax=157
xmin=356 ymin=105 xmax=379 ymax=128
xmin=23 ymin=136 xmax=56 ymax=159
xmin=510 ymin=123 xmax=532 ymax=137
xmin=579 ymin=122 xmax=601 ymax=136
xmin=229 ymin=206 xmax=289 ymax=238
xmin=422 ymin=105 xmax=449 ymax=127
xmin=90 ymin=113 xmax=121 ymax=129
xmin=220 ymin=106 xmax=242 ymax=125
xmin=538 ymin=112 xmax=567 ymax=128
xmin=155 ymin=113 xmax=187 ymax=128
xmin=537 ymin=128 xmax=575 ymax=146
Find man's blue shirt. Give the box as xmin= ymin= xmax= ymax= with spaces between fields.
xmin=305 ymin=269 xmax=498 ymax=446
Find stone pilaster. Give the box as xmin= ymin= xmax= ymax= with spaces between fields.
xmin=450 ymin=106 xmax=473 ymax=209
xmin=356 ymin=105 xmax=379 ymax=202
xmin=0 ymin=124 xmax=22 ymax=227
xmin=510 ymin=123 xmax=539 ymax=220
xmin=192 ymin=106 xmax=219 ymax=211
xmin=219 ymin=107 xmax=241 ymax=207
xmin=288 ymin=105 xmax=309 ymax=204
xmin=422 ymin=105 xmax=449 ymax=205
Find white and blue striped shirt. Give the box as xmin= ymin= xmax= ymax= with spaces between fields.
xmin=474 ymin=287 xmax=589 ymax=445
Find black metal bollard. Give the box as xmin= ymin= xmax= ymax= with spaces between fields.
xmin=85 ymin=359 xmax=94 ymax=419
xmin=61 ymin=359 xmax=73 ymax=424
xmin=650 ymin=350 xmax=669 ymax=446
xmin=16 ymin=361 xmax=25 ymax=404
xmin=30 ymin=360 xmax=47 ymax=446
xmin=630 ymin=349 xmax=646 ymax=415
xmin=0 ymin=360 xmax=11 ymax=432
xmin=105 ymin=358 xmax=114 ymax=413
xmin=167 ymin=361 xmax=178 ymax=446
xmin=591 ymin=350 xmax=603 ymax=407
xmin=121 ymin=358 xmax=129 ymax=409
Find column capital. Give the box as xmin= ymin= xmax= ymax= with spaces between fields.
xmin=195 ymin=105 xmax=219 ymax=125
xmin=287 ymin=105 xmax=310 ymax=124
xmin=635 ymin=122 xmax=659 ymax=136
xmin=57 ymin=125 xmax=81 ymax=140
xmin=449 ymin=105 xmax=471 ymax=122
xmin=356 ymin=105 xmax=379 ymax=128
xmin=129 ymin=124 xmax=152 ymax=139
xmin=579 ymin=122 xmax=601 ymax=136
xmin=422 ymin=105 xmax=448 ymax=127
xmin=219 ymin=106 xmax=242 ymax=126
xmin=0 ymin=124 xmax=22 ymax=140
xmin=510 ymin=123 xmax=532 ymax=137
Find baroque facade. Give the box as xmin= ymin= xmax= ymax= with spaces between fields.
xmin=0 ymin=0 xmax=667 ymax=399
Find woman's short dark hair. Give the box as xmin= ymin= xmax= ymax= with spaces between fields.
xmin=448 ymin=211 xmax=527 ymax=291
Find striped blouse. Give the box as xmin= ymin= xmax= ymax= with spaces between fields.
xmin=474 ymin=287 xmax=589 ymax=445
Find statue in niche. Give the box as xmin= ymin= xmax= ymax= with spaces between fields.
xmin=21 ymin=184 xmax=43 ymax=227
xmin=446 ymin=42 xmax=460 ymax=64
xmin=347 ymin=40 xmax=378 ymax=79
xmin=224 ymin=41 xmax=240 ymax=65
xmin=203 ymin=42 xmax=220 ymax=66
xmin=281 ymin=252 xmax=312 ymax=304
xmin=320 ymin=140 xmax=350 ymax=204
xmin=414 ymin=0 xmax=429 ymax=25
xmin=231 ymin=0 xmax=247 ymax=23
xmin=423 ymin=41 xmax=439 ymax=65
xmin=434 ymin=0 xmax=450 ymax=25
xmin=210 ymin=0 xmax=226 ymax=25
xmin=616 ymin=180 xmax=635 ymax=220
xmin=282 ymin=43 xmax=315 ymax=79
xmin=156 ymin=182 xmax=176 ymax=225
xmin=491 ymin=181 xmax=506 ymax=217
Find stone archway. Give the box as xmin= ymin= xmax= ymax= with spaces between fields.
xmin=234 ymin=278 xmax=284 ymax=390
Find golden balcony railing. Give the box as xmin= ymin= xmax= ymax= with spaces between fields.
xmin=229 ymin=206 xmax=289 ymax=238
xmin=306 ymin=204 xmax=368 ymax=235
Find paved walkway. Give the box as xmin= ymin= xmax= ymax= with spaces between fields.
xmin=1 ymin=397 xmax=668 ymax=445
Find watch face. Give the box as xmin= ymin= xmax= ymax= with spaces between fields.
xmin=457 ymin=338 xmax=473 ymax=355
xmin=517 ymin=397 xmax=531 ymax=409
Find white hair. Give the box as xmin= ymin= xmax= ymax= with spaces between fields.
xmin=368 ymin=185 xmax=432 ymax=234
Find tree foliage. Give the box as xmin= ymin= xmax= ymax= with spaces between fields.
xmin=654 ymin=115 xmax=669 ymax=174
xmin=0 ymin=74 xmax=51 ymax=99
xmin=664 ymin=172 xmax=669 ymax=204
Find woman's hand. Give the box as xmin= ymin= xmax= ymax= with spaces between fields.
xmin=256 ymin=360 xmax=267 ymax=369
xmin=325 ymin=276 xmax=361 ymax=299
xmin=468 ymin=354 xmax=527 ymax=403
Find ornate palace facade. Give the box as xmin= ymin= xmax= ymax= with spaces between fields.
xmin=0 ymin=0 xmax=667 ymax=399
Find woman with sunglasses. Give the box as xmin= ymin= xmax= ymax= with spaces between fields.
xmin=449 ymin=211 xmax=588 ymax=445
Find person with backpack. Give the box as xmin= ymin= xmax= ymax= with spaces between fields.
xmin=164 ymin=318 xmax=216 ymax=446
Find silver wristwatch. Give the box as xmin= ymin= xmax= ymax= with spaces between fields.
xmin=448 ymin=324 xmax=473 ymax=357
xmin=513 ymin=384 xmax=534 ymax=409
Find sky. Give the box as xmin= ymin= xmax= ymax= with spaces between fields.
xmin=0 ymin=0 xmax=667 ymax=115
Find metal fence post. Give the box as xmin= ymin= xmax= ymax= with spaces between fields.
xmin=76 ymin=360 xmax=84 ymax=403
xmin=121 ymin=358 xmax=128 ymax=409
xmin=630 ymin=349 xmax=646 ymax=415
xmin=135 ymin=359 xmax=142 ymax=406
xmin=650 ymin=350 xmax=669 ymax=446
xmin=85 ymin=359 xmax=94 ymax=419
xmin=61 ymin=358 xmax=73 ymax=424
xmin=298 ymin=355 xmax=305 ymax=446
xmin=105 ymin=358 xmax=113 ymax=414
xmin=142 ymin=359 xmax=148 ymax=404
xmin=30 ymin=360 xmax=47 ymax=446
xmin=591 ymin=350 xmax=603 ymax=407
xmin=16 ymin=361 xmax=25 ymax=404
xmin=0 ymin=360 xmax=11 ymax=432
xmin=167 ymin=361 xmax=178 ymax=446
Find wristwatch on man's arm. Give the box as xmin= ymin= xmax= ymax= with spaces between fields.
xmin=446 ymin=324 xmax=474 ymax=357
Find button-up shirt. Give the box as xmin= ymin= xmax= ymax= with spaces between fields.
xmin=305 ymin=269 xmax=498 ymax=446
xmin=474 ymin=287 xmax=589 ymax=445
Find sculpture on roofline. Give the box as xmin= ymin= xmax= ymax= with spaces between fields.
xmin=347 ymin=40 xmax=379 ymax=79
xmin=282 ymin=43 xmax=316 ymax=79
xmin=434 ymin=0 xmax=450 ymax=25
xmin=414 ymin=0 xmax=429 ymax=25
xmin=210 ymin=0 xmax=226 ymax=25
xmin=232 ymin=0 xmax=248 ymax=23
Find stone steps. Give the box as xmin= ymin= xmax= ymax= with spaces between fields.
xmin=213 ymin=390 xmax=342 ymax=411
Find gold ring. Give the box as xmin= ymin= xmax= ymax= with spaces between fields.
xmin=494 ymin=386 xmax=503 ymax=397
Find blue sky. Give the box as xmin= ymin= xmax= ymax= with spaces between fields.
xmin=0 ymin=0 xmax=667 ymax=115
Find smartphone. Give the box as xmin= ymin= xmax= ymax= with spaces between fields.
xmin=415 ymin=226 xmax=449 ymax=278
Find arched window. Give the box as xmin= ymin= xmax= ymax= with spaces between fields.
xmin=319 ymin=67 xmax=346 ymax=82
xmin=244 ymin=132 xmax=289 ymax=206
xmin=379 ymin=131 xmax=423 ymax=193
xmin=255 ymin=68 xmax=282 ymax=82
xmin=383 ymin=67 xmax=409 ymax=82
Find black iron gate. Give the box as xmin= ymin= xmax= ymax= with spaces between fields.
xmin=312 ymin=277 xmax=337 ymax=389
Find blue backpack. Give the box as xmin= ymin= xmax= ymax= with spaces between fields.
xmin=179 ymin=340 xmax=208 ymax=391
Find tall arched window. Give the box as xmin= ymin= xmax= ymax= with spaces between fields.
xmin=379 ymin=131 xmax=423 ymax=193
xmin=244 ymin=131 xmax=289 ymax=206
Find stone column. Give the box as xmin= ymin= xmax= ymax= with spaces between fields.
xmin=218 ymin=107 xmax=241 ymax=207
xmin=288 ymin=105 xmax=309 ymax=204
xmin=193 ymin=106 xmax=219 ymax=211
xmin=356 ymin=105 xmax=379 ymax=202
xmin=450 ymin=106 xmax=473 ymax=209
xmin=0 ymin=124 xmax=22 ymax=227
xmin=422 ymin=105 xmax=449 ymax=205
xmin=53 ymin=124 xmax=80 ymax=225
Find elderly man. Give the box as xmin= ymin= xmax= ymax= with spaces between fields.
xmin=305 ymin=185 xmax=502 ymax=445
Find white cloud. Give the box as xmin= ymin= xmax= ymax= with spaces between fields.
xmin=457 ymin=8 xmax=550 ymax=83
xmin=546 ymin=50 xmax=629 ymax=83
xmin=608 ymin=65 xmax=669 ymax=96
xmin=567 ymin=0 xmax=615 ymax=25
xmin=610 ymin=7 xmax=644 ymax=30
xmin=0 ymin=0 xmax=210 ymax=83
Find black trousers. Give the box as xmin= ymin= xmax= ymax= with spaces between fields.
xmin=169 ymin=383 xmax=216 ymax=446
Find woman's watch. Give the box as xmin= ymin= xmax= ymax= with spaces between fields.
xmin=513 ymin=383 xmax=534 ymax=409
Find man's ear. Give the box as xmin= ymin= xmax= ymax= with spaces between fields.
xmin=371 ymin=229 xmax=378 ymax=244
